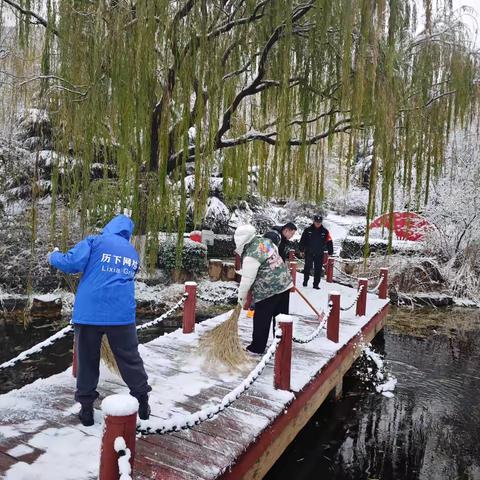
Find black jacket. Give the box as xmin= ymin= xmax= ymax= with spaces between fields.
xmin=272 ymin=225 xmax=291 ymax=261
xmin=299 ymin=224 xmax=333 ymax=256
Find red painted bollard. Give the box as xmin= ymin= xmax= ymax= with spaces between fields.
xmin=356 ymin=278 xmax=368 ymax=316
xmin=327 ymin=292 xmax=340 ymax=343
xmin=183 ymin=281 xmax=197 ymax=333
xmin=323 ymin=251 xmax=329 ymax=266
xmin=274 ymin=315 xmax=293 ymax=391
xmin=235 ymin=253 xmax=241 ymax=283
xmin=288 ymin=249 xmax=296 ymax=262
xmin=99 ymin=394 xmax=138 ymax=480
xmin=72 ymin=334 xmax=77 ymax=378
xmin=289 ymin=261 xmax=297 ymax=292
xmin=378 ymin=267 xmax=389 ymax=299
xmin=326 ymin=257 xmax=334 ymax=283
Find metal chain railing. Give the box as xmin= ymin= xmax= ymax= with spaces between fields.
xmin=1 ymin=294 xmax=188 ymax=369
xmin=292 ymin=305 xmax=332 ymax=344
xmin=0 ymin=324 xmax=73 ymax=370
xmin=196 ymin=289 xmax=237 ymax=305
xmin=340 ymin=284 xmax=364 ymax=311
xmin=333 ymin=264 xmax=380 ymax=282
xmin=136 ymin=294 xmax=188 ymax=331
xmin=136 ymin=329 xmax=282 ymax=436
xmin=367 ymin=275 xmax=385 ymax=294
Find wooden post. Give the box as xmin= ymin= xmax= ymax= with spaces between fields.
xmin=378 ymin=267 xmax=389 ymax=299
xmin=274 ymin=315 xmax=293 ymax=391
xmin=183 ymin=281 xmax=197 ymax=333
xmin=356 ymin=278 xmax=368 ymax=316
xmin=99 ymin=394 xmax=138 ymax=480
xmin=326 ymin=257 xmax=334 ymax=283
xmin=327 ymin=292 xmax=340 ymax=343
xmin=323 ymin=251 xmax=329 ymax=266
xmin=72 ymin=334 xmax=77 ymax=378
xmin=235 ymin=253 xmax=241 ymax=283
xmin=289 ymin=261 xmax=297 ymax=292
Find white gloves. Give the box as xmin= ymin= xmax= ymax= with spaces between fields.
xmin=47 ymin=247 xmax=59 ymax=264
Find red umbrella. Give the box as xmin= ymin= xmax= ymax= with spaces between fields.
xmin=369 ymin=211 xmax=431 ymax=241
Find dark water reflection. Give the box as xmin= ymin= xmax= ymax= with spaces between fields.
xmin=0 ymin=315 xmax=184 ymax=394
xmin=266 ymin=307 xmax=480 ymax=480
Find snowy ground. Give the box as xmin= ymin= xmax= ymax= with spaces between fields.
xmin=0 ymin=274 xmax=389 ymax=480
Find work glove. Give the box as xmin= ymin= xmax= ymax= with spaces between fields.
xmin=47 ymin=247 xmax=59 ymax=264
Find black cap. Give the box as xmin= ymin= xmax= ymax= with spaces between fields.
xmin=283 ymin=222 xmax=297 ymax=230
xmin=313 ymin=214 xmax=323 ymax=222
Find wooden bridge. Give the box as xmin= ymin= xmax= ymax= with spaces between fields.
xmin=0 ymin=268 xmax=389 ymax=480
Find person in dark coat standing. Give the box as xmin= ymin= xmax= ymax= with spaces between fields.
xmin=268 ymin=222 xmax=297 ymax=261
xmin=48 ymin=214 xmax=151 ymax=426
xmin=299 ymin=214 xmax=333 ymax=289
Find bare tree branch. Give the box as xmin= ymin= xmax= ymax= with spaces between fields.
xmin=2 ymin=0 xmax=59 ymax=36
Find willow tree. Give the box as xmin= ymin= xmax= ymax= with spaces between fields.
xmin=5 ymin=0 xmax=480 ymax=263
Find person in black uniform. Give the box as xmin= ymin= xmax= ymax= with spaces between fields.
xmin=264 ymin=222 xmax=297 ymax=262
xmin=299 ymin=214 xmax=333 ymax=289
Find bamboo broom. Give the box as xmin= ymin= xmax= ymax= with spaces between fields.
xmin=199 ymin=303 xmax=249 ymax=370
xmin=100 ymin=335 xmax=120 ymax=375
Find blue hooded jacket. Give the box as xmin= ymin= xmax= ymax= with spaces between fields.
xmin=49 ymin=215 xmax=139 ymax=326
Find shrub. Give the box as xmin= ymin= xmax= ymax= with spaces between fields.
xmin=157 ymin=238 xmax=207 ymax=275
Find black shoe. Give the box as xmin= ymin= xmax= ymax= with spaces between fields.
xmin=138 ymin=395 xmax=151 ymax=420
xmin=302 ymin=281 xmax=308 ymax=287
xmin=313 ymin=285 xmax=320 ymax=290
xmin=79 ymin=405 xmax=94 ymax=426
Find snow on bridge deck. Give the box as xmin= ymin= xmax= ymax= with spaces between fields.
xmin=0 ymin=274 xmax=389 ymax=480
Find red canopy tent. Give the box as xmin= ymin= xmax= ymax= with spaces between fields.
xmin=369 ymin=211 xmax=431 ymax=241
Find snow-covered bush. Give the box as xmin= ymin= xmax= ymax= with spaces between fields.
xmin=157 ymin=238 xmax=207 ymax=276
xmin=333 ymin=187 xmax=369 ymax=215
xmin=422 ymin=132 xmax=480 ymax=303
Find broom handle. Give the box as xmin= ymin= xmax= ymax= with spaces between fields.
xmin=293 ymin=287 xmax=324 ymax=320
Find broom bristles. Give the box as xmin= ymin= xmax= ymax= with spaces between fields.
xmin=199 ymin=304 xmax=249 ymax=370
xmin=100 ymin=335 xmax=120 ymax=375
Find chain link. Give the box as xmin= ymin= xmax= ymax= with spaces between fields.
xmin=0 ymin=324 xmax=73 ymax=370
xmin=340 ymin=284 xmax=364 ymax=311
xmin=136 ymin=294 xmax=188 ymax=331
xmin=292 ymin=305 xmax=331 ymax=344
xmin=136 ymin=330 xmax=282 ymax=435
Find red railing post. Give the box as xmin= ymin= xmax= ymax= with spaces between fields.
xmin=183 ymin=281 xmax=197 ymax=333
xmin=326 ymin=257 xmax=334 ymax=283
xmin=72 ymin=334 xmax=77 ymax=378
xmin=356 ymin=278 xmax=368 ymax=316
xmin=234 ymin=253 xmax=241 ymax=283
xmin=274 ymin=315 xmax=293 ymax=390
xmin=288 ymin=249 xmax=296 ymax=262
xmin=289 ymin=261 xmax=297 ymax=292
xmin=378 ymin=267 xmax=389 ymax=299
xmin=99 ymin=394 xmax=138 ymax=480
xmin=327 ymin=292 xmax=340 ymax=343
xmin=323 ymin=251 xmax=329 ymax=266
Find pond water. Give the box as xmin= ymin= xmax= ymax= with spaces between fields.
xmin=1 ymin=307 xmax=479 ymax=480
xmin=265 ymin=307 xmax=480 ymax=480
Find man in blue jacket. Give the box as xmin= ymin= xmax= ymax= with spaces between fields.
xmin=48 ymin=214 xmax=151 ymax=426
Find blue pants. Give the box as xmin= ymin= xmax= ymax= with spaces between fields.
xmin=74 ymin=323 xmax=151 ymax=405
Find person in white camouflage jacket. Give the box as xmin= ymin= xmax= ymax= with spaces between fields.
xmin=234 ymin=224 xmax=293 ymax=354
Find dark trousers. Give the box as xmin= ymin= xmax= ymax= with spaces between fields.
xmin=74 ymin=323 xmax=151 ymax=406
xmin=247 ymin=290 xmax=290 ymax=354
xmin=304 ymin=253 xmax=324 ymax=286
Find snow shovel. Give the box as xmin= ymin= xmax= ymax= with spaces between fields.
xmin=293 ymin=286 xmax=325 ymax=321
xmin=199 ymin=303 xmax=248 ymax=370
